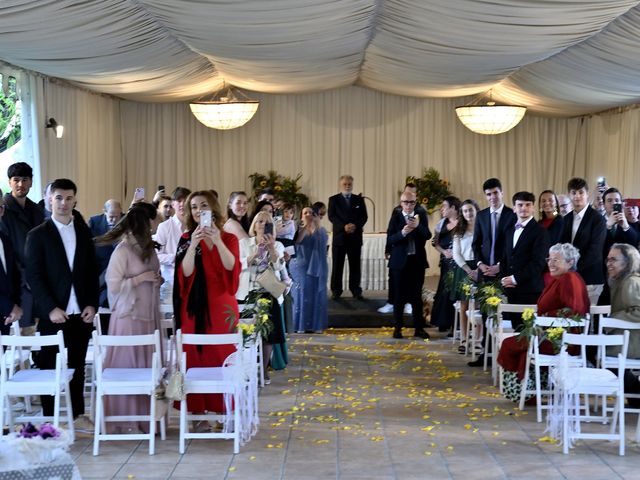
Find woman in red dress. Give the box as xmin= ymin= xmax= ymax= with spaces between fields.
xmin=174 ymin=190 xmax=240 ymax=419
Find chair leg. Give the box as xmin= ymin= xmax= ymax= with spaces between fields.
xmin=93 ymin=392 xmax=102 ymax=456
xmin=233 ymin=389 xmax=240 ymax=454
xmin=179 ymin=399 xmax=187 ymax=454
xmin=618 ymin=394 xmax=625 ymax=456
xmin=64 ymin=382 xmax=75 ymax=442
xmin=563 ymin=391 xmax=569 ymax=454
xmin=534 ymin=363 xmax=543 ymax=422
xmin=149 ymin=394 xmax=156 ymax=455
xmin=53 ymin=391 xmax=61 ymax=428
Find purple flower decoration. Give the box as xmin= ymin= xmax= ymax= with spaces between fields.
xmin=38 ymin=423 xmax=60 ymax=439
xmin=18 ymin=422 xmax=40 ymax=438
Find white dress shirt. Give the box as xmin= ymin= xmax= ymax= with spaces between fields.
xmin=513 ymin=216 xmax=533 ymax=247
xmin=52 ymin=216 xmax=81 ymax=314
xmin=154 ymin=215 xmax=183 ymax=284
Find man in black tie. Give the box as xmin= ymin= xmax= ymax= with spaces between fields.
xmin=328 ymin=175 xmax=368 ymax=300
xmin=386 ymin=191 xmax=432 ymax=339
xmin=25 ymin=178 xmax=99 ymax=426
xmin=500 ymin=192 xmax=549 ymax=330
xmin=560 ymin=177 xmax=606 ymax=305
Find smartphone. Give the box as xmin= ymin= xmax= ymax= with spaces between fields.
xmin=596 ymin=177 xmax=606 ymax=193
xmin=200 ymin=210 xmax=212 ymax=227
xmin=134 ymin=187 xmax=145 ymax=201
xmin=264 ymin=222 xmax=273 ymax=236
xmin=158 ymin=184 xmax=165 ymax=192
xmin=613 ymin=203 xmax=623 ymax=214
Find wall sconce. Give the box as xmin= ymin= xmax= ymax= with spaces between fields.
xmin=45 ymin=117 xmax=64 ymax=138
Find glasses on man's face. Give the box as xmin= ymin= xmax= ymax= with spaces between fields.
xmin=401 ymin=200 xmax=416 ymax=205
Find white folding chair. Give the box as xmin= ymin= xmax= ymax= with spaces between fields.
xmin=597 ymin=316 xmax=640 ymax=439
xmin=464 ymin=298 xmax=483 ymax=360
xmin=518 ymin=316 xmax=589 ymax=422
xmin=92 ymin=330 xmax=165 ymax=456
xmin=2 ymin=323 xmax=35 ymax=414
xmin=452 ymin=301 xmax=461 ymax=346
xmin=549 ymin=331 xmax=628 ymax=455
xmin=491 ymin=304 xmax=537 ymax=384
xmin=589 ymin=305 xmax=611 ymax=334
xmin=85 ymin=313 xmax=104 ymax=422
xmin=0 ymin=331 xmax=74 ymax=440
xmin=176 ymin=329 xmax=244 ymax=454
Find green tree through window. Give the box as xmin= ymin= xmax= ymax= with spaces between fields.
xmin=0 ymin=75 xmax=21 ymax=153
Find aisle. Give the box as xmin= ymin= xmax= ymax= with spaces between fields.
xmin=71 ymin=329 xmax=639 ymax=479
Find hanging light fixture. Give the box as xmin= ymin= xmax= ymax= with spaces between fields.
xmin=189 ymin=85 xmax=259 ymax=130
xmin=455 ymin=92 xmax=526 ymax=135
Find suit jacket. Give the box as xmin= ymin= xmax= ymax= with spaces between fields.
xmin=500 ymin=219 xmax=549 ymax=296
xmin=0 ymin=193 xmax=45 ymax=271
xmin=328 ymin=193 xmax=368 ymax=247
xmin=88 ymin=213 xmax=116 ymax=273
xmin=0 ymin=231 xmax=21 ymax=318
xmin=560 ymin=206 xmax=606 ymax=284
xmin=25 ymin=218 xmax=99 ymax=321
xmin=386 ymin=209 xmax=432 ymax=270
xmin=472 ymin=206 xmax=517 ymax=266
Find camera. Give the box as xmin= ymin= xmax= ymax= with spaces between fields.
xmin=596 ymin=177 xmax=606 ymax=193
xmin=613 ymin=203 xmax=623 ymax=214
xmin=199 ymin=210 xmax=212 ymax=227
xmin=264 ymin=222 xmax=274 ymax=236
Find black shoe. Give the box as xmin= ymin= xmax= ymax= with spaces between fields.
xmin=393 ymin=328 xmax=403 ymax=339
xmin=467 ymin=355 xmax=484 ymax=367
xmin=352 ymin=292 xmax=364 ymax=300
xmin=413 ymin=329 xmax=430 ymax=339
xmin=331 ymin=292 xmax=342 ymax=300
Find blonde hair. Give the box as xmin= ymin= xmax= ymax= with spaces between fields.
xmin=248 ymin=211 xmax=274 ymax=237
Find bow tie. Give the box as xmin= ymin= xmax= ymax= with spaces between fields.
xmin=515 ymin=222 xmax=524 ymax=230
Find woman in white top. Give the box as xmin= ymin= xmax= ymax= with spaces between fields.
xmin=451 ymin=199 xmax=480 ymax=354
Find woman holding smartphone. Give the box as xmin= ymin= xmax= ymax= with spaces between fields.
xmin=174 ymin=190 xmax=240 ymax=430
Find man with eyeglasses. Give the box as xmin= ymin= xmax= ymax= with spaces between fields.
xmin=386 ymin=191 xmax=431 ymax=339
xmin=557 ymin=194 xmax=572 ymax=217
xmin=0 ymin=162 xmax=45 ymax=329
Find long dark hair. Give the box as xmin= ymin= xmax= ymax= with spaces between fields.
xmin=453 ymin=199 xmax=479 ymax=236
xmin=96 ymin=202 xmax=157 ymax=262
xmin=538 ymin=190 xmax=559 ymax=220
xmin=226 ymin=191 xmax=250 ymax=233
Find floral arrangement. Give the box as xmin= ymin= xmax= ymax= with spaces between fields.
xmin=517 ymin=308 xmax=583 ymax=353
xmin=444 ymin=271 xmax=475 ymax=299
xmin=237 ymin=293 xmax=274 ymax=345
xmin=249 ymin=170 xmax=310 ymax=211
xmin=473 ymin=282 xmax=505 ymax=322
xmin=2 ymin=423 xmax=72 ymax=465
xmin=405 ymin=167 xmax=452 ymax=214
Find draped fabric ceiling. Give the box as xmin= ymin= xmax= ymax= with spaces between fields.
xmin=2 ymin=0 xmax=640 ymax=116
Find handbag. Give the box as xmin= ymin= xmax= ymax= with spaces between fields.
xmin=256 ymin=266 xmax=287 ymax=298
xmin=164 ymin=370 xmax=185 ymax=401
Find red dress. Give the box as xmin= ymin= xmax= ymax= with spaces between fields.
xmin=498 ymin=271 xmax=590 ymax=380
xmin=177 ymin=231 xmax=240 ymax=413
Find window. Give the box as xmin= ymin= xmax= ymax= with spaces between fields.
xmin=0 ymin=73 xmax=22 ymax=193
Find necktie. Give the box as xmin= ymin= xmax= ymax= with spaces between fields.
xmin=515 ymin=222 xmax=523 ymax=230
xmin=344 ymin=194 xmax=351 ymax=206
xmin=489 ymin=211 xmax=498 ymax=265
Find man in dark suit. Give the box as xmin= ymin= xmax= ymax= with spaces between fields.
xmin=500 ymin=192 xmax=549 ymax=330
xmin=0 ymin=162 xmax=45 ymax=329
xmin=560 ymin=177 xmax=606 ymax=305
xmin=25 ymin=178 xmax=99 ymax=424
xmin=328 ymin=175 xmax=368 ymax=299
xmin=472 ymin=178 xmax=517 ymax=281
xmin=0 ymin=191 xmax=23 ymax=337
xmin=386 ymin=191 xmax=432 ymax=339
xmin=469 ymin=178 xmax=516 ymax=366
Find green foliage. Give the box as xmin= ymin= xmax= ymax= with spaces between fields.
xmin=405 ymin=167 xmax=452 ymax=214
xmin=0 ymin=75 xmax=21 ymax=153
xmin=249 ymin=170 xmax=310 ymax=212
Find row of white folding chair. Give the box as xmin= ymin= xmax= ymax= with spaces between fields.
xmin=92 ymin=330 xmax=165 ymax=456
xmin=0 ymin=331 xmax=75 ymax=440
xmin=462 ymin=299 xmax=483 ymax=360
xmin=550 ymin=331 xmax=628 ymax=455
xmin=2 ymin=322 xmax=35 ymax=414
xmin=176 ymin=329 xmax=244 ymax=454
xmin=597 ymin=316 xmax=640 ymax=439
xmin=518 ymin=316 xmax=590 ymax=422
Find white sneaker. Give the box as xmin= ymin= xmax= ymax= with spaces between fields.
xmin=377 ymin=303 xmax=394 ymax=314
xmin=404 ymin=304 xmax=412 ymax=315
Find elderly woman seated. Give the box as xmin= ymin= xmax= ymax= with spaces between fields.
xmin=604 ymin=243 xmax=640 ymax=404
xmin=497 ymin=243 xmax=590 ymax=402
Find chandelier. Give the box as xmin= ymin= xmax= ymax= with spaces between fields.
xmin=455 ymin=94 xmax=526 ymax=135
xmin=189 ymin=86 xmax=259 ymax=130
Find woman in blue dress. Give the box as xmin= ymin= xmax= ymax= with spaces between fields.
xmin=290 ymin=206 xmax=329 ymax=333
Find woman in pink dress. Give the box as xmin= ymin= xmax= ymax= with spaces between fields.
xmin=96 ymin=202 xmax=163 ymax=433
xmin=174 ymin=190 xmax=240 ymax=430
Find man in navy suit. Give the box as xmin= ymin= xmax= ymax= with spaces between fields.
xmin=26 ymin=178 xmax=99 ymax=423
xmin=469 ymin=178 xmax=516 ymax=366
xmin=560 ymin=177 xmax=606 ymax=305
xmin=0 ymin=191 xmax=23 ymax=337
xmin=500 ymin=192 xmax=549 ymax=330
xmin=386 ymin=191 xmax=432 ymax=339
xmin=328 ymin=175 xmax=368 ymax=299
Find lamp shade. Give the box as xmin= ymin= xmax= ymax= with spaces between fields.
xmin=189 ymin=87 xmax=259 ymax=130
xmin=455 ymin=103 xmax=526 ymax=135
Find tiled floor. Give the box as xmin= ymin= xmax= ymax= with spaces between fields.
xmin=69 ymin=328 xmax=640 ymax=479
